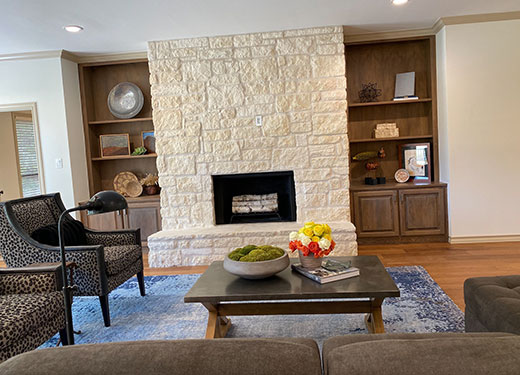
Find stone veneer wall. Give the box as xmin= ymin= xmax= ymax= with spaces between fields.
xmin=148 ymin=26 xmax=351 ymax=230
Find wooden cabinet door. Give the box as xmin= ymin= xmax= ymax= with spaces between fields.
xmin=399 ymin=188 xmax=446 ymax=236
xmin=353 ymin=191 xmax=399 ymax=237
xmin=80 ymin=210 xmax=124 ymax=231
xmin=124 ymin=201 xmax=162 ymax=247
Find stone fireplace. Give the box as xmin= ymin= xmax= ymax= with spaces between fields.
xmin=147 ymin=26 xmax=357 ymax=266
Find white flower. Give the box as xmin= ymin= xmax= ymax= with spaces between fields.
xmin=289 ymin=231 xmax=299 ymax=241
xmin=318 ymin=237 xmax=331 ymax=250
xmin=299 ymin=233 xmax=311 ymax=246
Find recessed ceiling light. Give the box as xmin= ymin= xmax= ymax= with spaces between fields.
xmin=64 ymin=25 xmax=84 ymax=33
xmin=392 ymin=0 xmax=409 ymax=5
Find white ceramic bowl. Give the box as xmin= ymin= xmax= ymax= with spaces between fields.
xmin=223 ymin=251 xmax=290 ymax=279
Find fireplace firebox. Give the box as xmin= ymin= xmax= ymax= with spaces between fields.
xmin=212 ymin=171 xmax=296 ymax=225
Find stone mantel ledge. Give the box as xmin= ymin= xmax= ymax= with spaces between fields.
xmin=148 ymin=221 xmax=358 ymax=267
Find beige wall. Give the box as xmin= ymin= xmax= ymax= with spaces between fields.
xmin=0 ymin=112 xmax=21 ymax=200
xmin=436 ymin=19 xmax=520 ymax=240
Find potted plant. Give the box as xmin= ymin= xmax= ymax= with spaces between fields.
xmin=140 ymin=174 xmax=160 ymax=195
xmin=289 ymin=222 xmax=336 ymax=269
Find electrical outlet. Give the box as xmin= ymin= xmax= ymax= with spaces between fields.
xmin=55 ymin=158 xmax=63 ymax=169
xmin=255 ymin=115 xmax=262 ymax=127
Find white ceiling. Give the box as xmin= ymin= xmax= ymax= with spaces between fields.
xmin=1 ymin=0 xmax=519 ymax=55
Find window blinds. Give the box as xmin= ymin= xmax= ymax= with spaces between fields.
xmin=15 ymin=121 xmax=41 ymax=197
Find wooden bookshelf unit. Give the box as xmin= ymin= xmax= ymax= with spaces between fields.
xmin=346 ymin=36 xmax=448 ymax=244
xmin=78 ymin=59 xmax=161 ymax=246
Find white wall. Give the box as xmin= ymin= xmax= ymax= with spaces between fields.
xmin=0 ymin=112 xmax=21 ymax=200
xmin=60 ymin=58 xmax=90 ymax=206
xmin=0 ymin=56 xmax=89 ymax=208
xmin=436 ymin=19 xmax=520 ymax=240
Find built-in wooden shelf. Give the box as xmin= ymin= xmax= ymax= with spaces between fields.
xmin=88 ymin=117 xmax=153 ymax=125
xmin=350 ymin=135 xmax=433 ymax=144
xmin=91 ymin=153 xmax=157 ymax=161
xmin=348 ymin=98 xmax=432 ymax=108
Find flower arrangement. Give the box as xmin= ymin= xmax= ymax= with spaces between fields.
xmin=289 ymin=222 xmax=335 ymax=258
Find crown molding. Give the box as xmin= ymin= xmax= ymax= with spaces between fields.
xmin=71 ymin=51 xmax=148 ymax=64
xmin=441 ymin=11 xmax=520 ymax=26
xmin=344 ymin=11 xmax=520 ymax=43
xmin=0 ymin=50 xmax=64 ymax=62
xmin=344 ymin=27 xmax=434 ymax=43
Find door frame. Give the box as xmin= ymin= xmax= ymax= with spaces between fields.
xmin=0 ymin=102 xmax=46 ymax=196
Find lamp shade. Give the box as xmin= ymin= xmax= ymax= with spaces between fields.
xmin=87 ymin=190 xmax=127 ymax=215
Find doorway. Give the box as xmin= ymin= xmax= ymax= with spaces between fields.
xmin=0 ymin=103 xmax=44 ymax=202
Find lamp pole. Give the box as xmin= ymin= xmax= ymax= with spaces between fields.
xmin=57 ymin=191 xmax=126 ymax=345
xmin=58 ymin=204 xmax=90 ymax=345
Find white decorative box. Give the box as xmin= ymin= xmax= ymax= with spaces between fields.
xmin=374 ymin=123 xmax=399 ymax=138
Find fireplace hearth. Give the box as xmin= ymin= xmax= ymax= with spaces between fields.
xmin=212 ymin=171 xmax=296 ymax=225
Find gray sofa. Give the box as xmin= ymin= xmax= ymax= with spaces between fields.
xmin=465 ymin=275 xmax=520 ymax=334
xmin=1 ymin=333 xmax=520 ymax=374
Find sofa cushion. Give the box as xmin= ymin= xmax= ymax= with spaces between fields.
xmin=323 ymin=333 xmax=520 ymax=375
xmin=31 ymin=219 xmax=87 ymax=247
xmin=104 ymin=245 xmax=143 ymax=276
xmin=464 ymin=275 xmax=520 ymax=334
xmin=0 ymin=292 xmax=64 ymax=351
xmin=0 ymin=338 xmax=322 ymax=375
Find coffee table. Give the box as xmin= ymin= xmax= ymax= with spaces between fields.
xmin=184 ymin=256 xmax=400 ymax=338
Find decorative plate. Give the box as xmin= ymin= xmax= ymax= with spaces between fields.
xmin=113 ymin=171 xmax=139 ymax=196
xmin=395 ymin=168 xmax=410 ymax=183
xmin=107 ymin=82 xmax=144 ymax=119
xmin=124 ymin=180 xmax=143 ymax=198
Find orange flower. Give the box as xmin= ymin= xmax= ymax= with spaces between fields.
xmin=308 ymin=241 xmax=319 ymax=254
xmin=289 ymin=241 xmax=298 ymax=251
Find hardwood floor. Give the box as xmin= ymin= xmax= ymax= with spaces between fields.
xmin=143 ymin=241 xmax=520 ymax=310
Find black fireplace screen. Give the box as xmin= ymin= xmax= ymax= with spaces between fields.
xmin=212 ymin=171 xmax=296 ymax=225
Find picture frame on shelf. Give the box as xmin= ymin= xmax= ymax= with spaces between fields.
xmin=99 ymin=134 xmax=131 ymax=158
xmin=398 ymin=143 xmax=431 ymax=182
xmin=141 ymin=130 xmax=155 ymax=154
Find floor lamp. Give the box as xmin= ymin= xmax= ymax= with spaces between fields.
xmin=58 ymin=190 xmax=128 ymax=345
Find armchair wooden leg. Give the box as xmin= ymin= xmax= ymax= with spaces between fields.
xmin=59 ymin=328 xmax=68 ymax=346
xmin=137 ymin=271 xmax=146 ymax=297
xmin=99 ymin=295 xmax=111 ymax=327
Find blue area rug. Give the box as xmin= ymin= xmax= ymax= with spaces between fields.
xmin=41 ymin=266 xmax=464 ymax=348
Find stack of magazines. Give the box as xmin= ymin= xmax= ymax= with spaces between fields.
xmin=292 ymin=259 xmax=360 ymax=284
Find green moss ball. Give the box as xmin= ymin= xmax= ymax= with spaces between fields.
xmin=227 ymin=245 xmax=285 ymax=262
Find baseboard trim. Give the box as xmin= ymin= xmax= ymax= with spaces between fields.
xmin=449 ymin=235 xmax=520 ymax=244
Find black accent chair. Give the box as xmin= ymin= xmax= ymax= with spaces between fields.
xmin=0 ymin=193 xmax=145 ymax=327
xmin=0 ymin=264 xmax=67 ymax=362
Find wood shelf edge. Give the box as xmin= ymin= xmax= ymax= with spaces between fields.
xmin=348 ymin=98 xmax=432 ymax=108
xmin=91 ymin=154 xmax=157 ymax=161
xmin=88 ymin=117 xmax=153 ymax=125
xmin=350 ymin=135 xmax=433 ymax=144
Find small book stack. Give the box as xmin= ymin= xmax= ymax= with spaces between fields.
xmin=374 ymin=123 xmax=399 ymax=139
xmin=292 ymin=259 xmax=360 ymax=284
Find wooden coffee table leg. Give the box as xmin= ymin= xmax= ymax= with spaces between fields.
xmin=364 ymin=313 xmax=375 ymax=333
xmin=203 ymin=303 xmax=231 ymax=339
xmin=369 ymin=298 xmax=385 ymax=334
xmin=206 ymin=310 xmax=220 ymax=339
xmin=218 ymin=316 xmax=231 ymax=337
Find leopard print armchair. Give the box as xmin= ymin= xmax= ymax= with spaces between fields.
xmin=0 ymin=193 xmax=145 ymax=327
xmin=0 ymin=264 xmax=66 ymax=362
